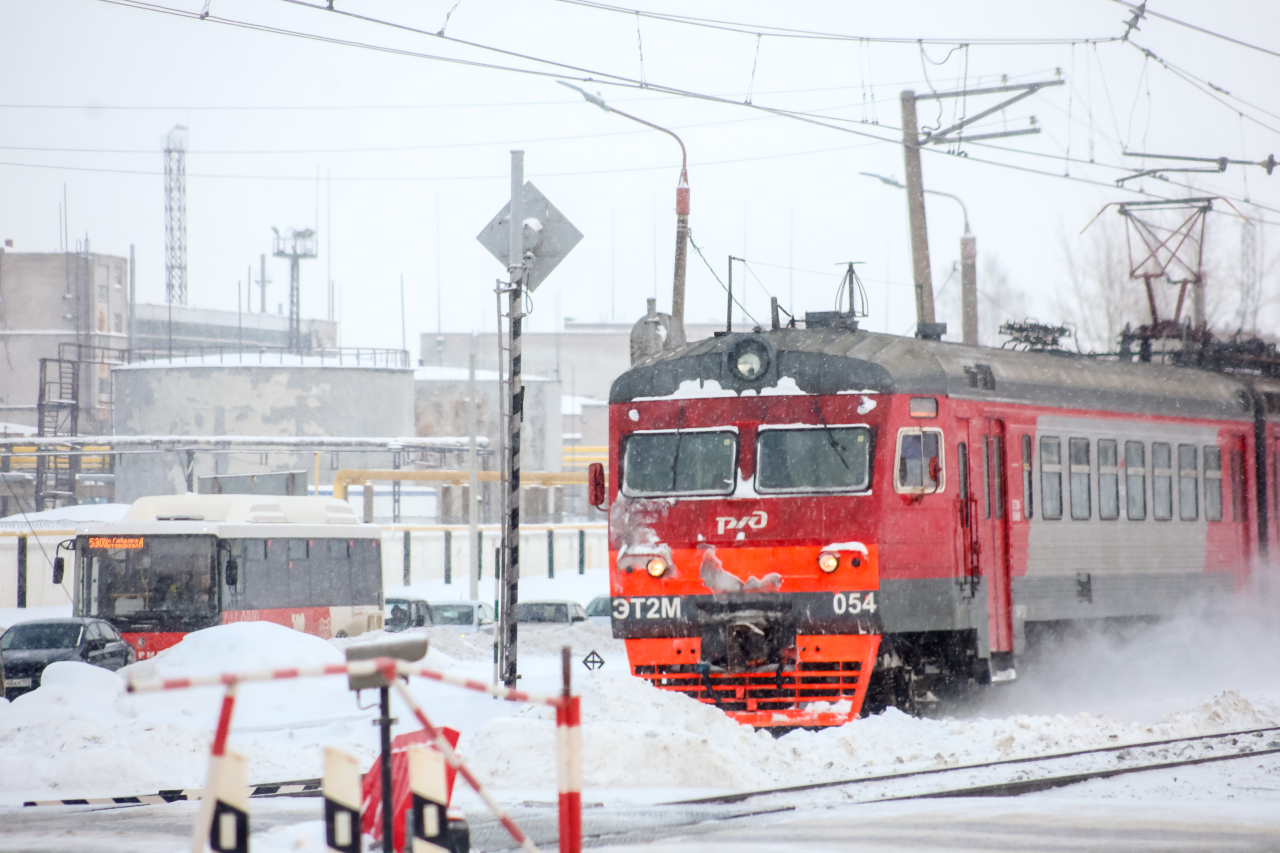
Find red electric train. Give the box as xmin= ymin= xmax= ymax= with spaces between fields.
xmin=599 ymin=313 xmax=1280 ymax=728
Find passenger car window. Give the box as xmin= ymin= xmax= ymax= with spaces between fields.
xmin=1178 ymin=444 xmax=1199 ymax=521
xmin=1098 ymin=439 xmax=1119 ymax=520
xmin=1069 ymin=438 xmax=1091 ymax=520
xmin=757 ymin=425 xmax=871 ymax=492
xmin=84 ymin=622 xmax=102 ymax=642
xmin=895 ymin=428 xmax=943 ymax=493
xmin=1204 ymin=446 xmax=1223 ymax=521
xmin=1152 ymin=442 xmax=1173 ymax=520
xmin=1040 ymin=437 xmax=1062 ymax=520
xmin=1126 ymin=441 xmax=1146 ymax=520
xmin=623 ymin=431 xmax=737 ymax=496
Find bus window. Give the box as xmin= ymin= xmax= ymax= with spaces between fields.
xmin=351 ymin=539 xmax=382 ymax=605
xmin=622 ymin=431 xmax=737 ymax=496
xmin=79 ymin=535 xmax=219 ymax=632
xmin=756 ymin=425 xmax=872 ymax=492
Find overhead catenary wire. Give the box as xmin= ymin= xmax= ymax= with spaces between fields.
xmin=1111 ymin=0 xmax=1280 ymax=62
xmin=688 ymin=231 xmax=758 ymax=325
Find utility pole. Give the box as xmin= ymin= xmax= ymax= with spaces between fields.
xmin=500 ymin=151 xmax=525 ymax=690
xmin=899 ymin=91 xmax=936 ymax=332
xmin=961 ymin=234 xmax=977 ymax=345
xmin=163 ymin=125 xmax=188 ymax=306
xmin=468 ymin=342 xmax=480 ymax=601
xmin=257 ymin=254 xmax=270 ymax=314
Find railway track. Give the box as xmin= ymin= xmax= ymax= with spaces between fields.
xmin=671 ymin=724 xmax=1280 ymax=807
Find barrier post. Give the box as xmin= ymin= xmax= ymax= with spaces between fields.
xmin=556 ymin=647 xmax=582 ymax=853
xmin=209 ymin=749 xmax=249 ymax=853
xmin=192 ymin=684 xmax=238 ymax=853
xmin=324 ymin=747 xmax=362 ymax=853
xmin=408 ymin=744 xmax=450 ymax=853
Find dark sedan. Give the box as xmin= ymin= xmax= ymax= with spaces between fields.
xmin=1 ymin=617 xmax=136 ymax=700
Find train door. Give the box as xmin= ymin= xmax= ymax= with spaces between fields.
xmin=968 ymin=417 xmax=1014 ymax=654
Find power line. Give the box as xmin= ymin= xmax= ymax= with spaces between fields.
xmin=1112 ymin=0 xmax=1280 ymax=61
xmin=1128 ymin=41 xmax=1280 ymax=139
xmin=550 ymin=0 xmax=1122 ymax=46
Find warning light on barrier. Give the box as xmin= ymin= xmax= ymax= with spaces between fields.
xmin=582 ymin=651 xmax=604 ymax=671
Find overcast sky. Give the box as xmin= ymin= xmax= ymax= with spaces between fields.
xmin=2 ymin=0 xmax=1278 ymax=355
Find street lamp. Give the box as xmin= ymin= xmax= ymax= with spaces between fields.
xmin=560 ymin=81 xmax=689 ymax=349
xmin=860 ymin=172 xmax=979 ymax=345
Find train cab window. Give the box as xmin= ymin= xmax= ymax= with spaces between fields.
xmin=757 ymin=425 xmax=872 ymax=492
xmin=622 ymin=430 xmax=737 ymax=496
xmin=1069 ymin=438 xmax=1091 ymax=520
xmin=895 ymin=428 xmax=943 ymax=494
xmin=1126 ymin=441 xmax=1147 ymax=520
xmin=1021 ymin=435 xmax=1033 ymax=520
xmin=1098 ymin=439 xmax=1119 ymax=520
xmin=1040 ymin=437 xmax=1063 ymax=520
xmin=1152 ymin=442 xmax=1173 ymax=520
xmin=1178 ymin=444 xmax=1199 ymax=521
xmin=1204 ymin=446 xmax=1223 ymax=522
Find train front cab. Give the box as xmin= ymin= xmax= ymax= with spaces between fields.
xmin=607 ymin=388 xmax=893 ymax=728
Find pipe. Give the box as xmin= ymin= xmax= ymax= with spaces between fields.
xmin=331 ymin=469 xmax=599 ymax=502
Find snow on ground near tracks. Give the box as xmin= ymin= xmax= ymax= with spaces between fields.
xmin=2 ymin=608 xmax=1280 ymax=806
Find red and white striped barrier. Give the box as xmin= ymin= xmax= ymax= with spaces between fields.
xmin=127 ymin=650 xmax=583 ymax=853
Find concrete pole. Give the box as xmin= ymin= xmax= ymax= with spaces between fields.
xmin=900 ymin=90 xmax=937 ymax=328
xmin=669 ymin=170 xmax=690 ymax=348
xmin=1192 ymin=273 xmax=1206 ymax=330
xmin=500 ymin=150 xmax=525 ymax=689
xmin=961 ymin=234 xmax=978 ymax=345
xmin=468 ymin=341 xmax=480 ymax=601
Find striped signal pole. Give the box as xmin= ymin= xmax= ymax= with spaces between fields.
xmin=408 ymin=745 xmax=450 ymax=853
xmin=323 ymin=747 xmax=361 ymax=853
xmin=556 ymin=647 xmax=582 ymax=853
xmin=500 ymin=150 xmax=525 ymax=689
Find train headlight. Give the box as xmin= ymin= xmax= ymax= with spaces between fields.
xmin=646 ymin=557 xmax=668 ymax=577
xmin=817 ymin=552 xmax=839 ymax=573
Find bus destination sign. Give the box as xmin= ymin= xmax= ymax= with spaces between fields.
xmin=88 ymin=536 xmax=145 ymax=550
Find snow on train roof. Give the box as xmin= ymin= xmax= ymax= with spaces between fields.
xmin=610 ymin=328 xmax=1277 ymax=421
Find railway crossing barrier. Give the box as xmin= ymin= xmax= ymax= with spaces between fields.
xmin=125 ymin=641 xmax=583 ymax=853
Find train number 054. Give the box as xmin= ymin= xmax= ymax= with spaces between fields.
xmin=832 ymin=592 xmax=877 ymax=615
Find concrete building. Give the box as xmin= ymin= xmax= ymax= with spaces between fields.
xmin=112 ymin=359 xmax=415 ymax=501
xmin=419 ymin=320 xmax=725 ymax=404
xmin=0 ymin=248 xmax=130 ymax=434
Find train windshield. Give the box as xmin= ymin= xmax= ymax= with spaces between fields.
xmin=79 ymin=535 xmax=219 ymax=633
xmin=623 ymin=431 xmax=737 ymax=496
xmin=757 ymin=426 xmax=872 ymax=492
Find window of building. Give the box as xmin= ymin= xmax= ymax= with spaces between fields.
xmin=1178 ymin=444 xmax=1199 ymax=521
xmin=1126 ymin=441 xmax=1147 ymax=520
xmin=895 ymin=428 xmax=943 ymax=494
xmin=1040 ymin=436 xmax=1062 ymax=520
xmin=1153 ymin=442 xmax=1173 ymax=520
xmin=1204 ymin=445 xmax=1223 ymax=522
xmin=1098 ymin=439 xmax=1119 ymax=520
xmin=1069 ymin=438 xmax=1091 ymax=520
xmin=113 ymin=314 xmax=123 ymax=334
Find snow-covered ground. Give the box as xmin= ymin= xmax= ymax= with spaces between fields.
xmin=1 ymin=578 xmax=1279 ymax=848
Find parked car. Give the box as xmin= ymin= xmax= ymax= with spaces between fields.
xmin=516 ymin=600 xmax=588 ymax=625
xmin=1 ymin=617 xmax=136 ymax=700
xmin=384 ymin=597 xmax=433 ymax=632
xmin=584 ymin=596 xmax=612 ymax=627
xmin=428 ymin=600 xmax=495 ymax=634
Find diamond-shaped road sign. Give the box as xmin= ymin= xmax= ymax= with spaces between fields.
xmin=476 ymin=182 xmax=582 ymax=292
xmin=582 ymin=650 xmax=605 ymax=671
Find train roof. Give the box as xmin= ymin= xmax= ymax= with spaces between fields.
xmin=610 ymin=327 xmax=1280 ymax=422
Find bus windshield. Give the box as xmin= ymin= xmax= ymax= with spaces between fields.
xmin=623 ymin=431 xmax=737 ymax=496
xmin=79 ymin=535 xmax=219 ymax=632
xmin=756 ymin=426 xmax=872 ymax=492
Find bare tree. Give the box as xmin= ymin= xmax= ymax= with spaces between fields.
xmin=1056 ymin=213 xmax=1146 ymax=352
xmin=977 ymin=254 xmax=1029 ymax=347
